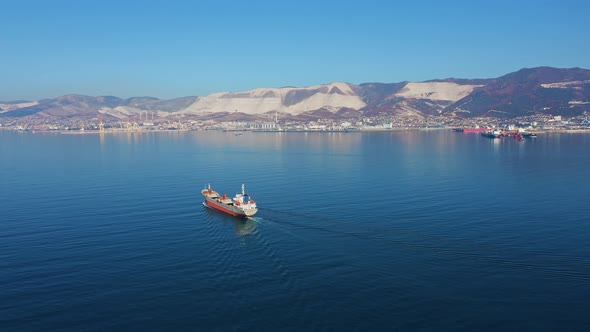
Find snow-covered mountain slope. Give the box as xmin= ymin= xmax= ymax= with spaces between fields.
xmin=180 ymin=82 xmax=366 ymax=115
xmin=541 ymin=80 xmax=590 ymax=89
xmin=394 ymin=82 xmax=483 ymax=101
xmin=0 ymin=101 xmax=39 ymax=113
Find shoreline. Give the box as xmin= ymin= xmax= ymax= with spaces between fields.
xmin=3 ymin=127 xmax=590 ymax=134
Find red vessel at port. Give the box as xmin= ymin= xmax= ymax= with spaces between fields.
xmin=462 ymin=128 xmax=489 ymax=134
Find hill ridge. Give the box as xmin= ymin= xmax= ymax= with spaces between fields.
xmin=2 ymin=67 xmax=589 ymax=120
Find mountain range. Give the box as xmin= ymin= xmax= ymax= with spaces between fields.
xmin=1 ymin=67 xmax=589 ymax=121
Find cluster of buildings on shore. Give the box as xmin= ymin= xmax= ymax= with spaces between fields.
xmin=1 ymin=113 xmax=589 ymax=133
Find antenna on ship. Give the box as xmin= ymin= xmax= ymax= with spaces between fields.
xmin=242 ymin=184 xmax=245 ymax=195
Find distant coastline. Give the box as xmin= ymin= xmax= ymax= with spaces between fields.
xmin=3 ymin=127 xmax=590 ymax=135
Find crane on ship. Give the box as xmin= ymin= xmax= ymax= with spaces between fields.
xmin=132 ymin=116 xmax=139 ymax=130
xmin=98 ymin=115 xmax=105 ymax=133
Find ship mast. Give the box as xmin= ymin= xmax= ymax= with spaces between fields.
xmin=242 ymin=184 xmax=245 ymax=195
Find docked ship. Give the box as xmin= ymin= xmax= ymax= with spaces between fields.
xmin=481 ymin=129 xmax=502 ymax=138
xmin=202 ymin=184 xmax=258 ymax=218
xmin=452 ymin=127 xmax=490 ymax=133
xmin=463 ymin=128 xmax=489 ymax=134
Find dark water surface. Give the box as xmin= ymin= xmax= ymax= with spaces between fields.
xmin=1 ymin=130 xmax=589 ymax=331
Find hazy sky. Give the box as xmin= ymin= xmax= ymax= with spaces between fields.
xmin=1 ymin=0 xmax=589 ymax=101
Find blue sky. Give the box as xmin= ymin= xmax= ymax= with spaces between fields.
xmin=1 ymin=0 xmax=589 ymax=101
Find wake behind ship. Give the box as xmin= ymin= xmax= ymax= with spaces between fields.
xmin=202 ymin=184 xmax=258 ymax=217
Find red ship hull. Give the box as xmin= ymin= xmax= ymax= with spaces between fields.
xmin=463 ymin=128 xmax=488 ymax=133
xmin=205 ymin=199 xmax=246 ymax=217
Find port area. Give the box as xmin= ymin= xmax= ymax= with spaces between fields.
xmin=15 ymin=127 xmax=590 ymax=135
xmin=486 ymin=130 xmax=533 ymax=137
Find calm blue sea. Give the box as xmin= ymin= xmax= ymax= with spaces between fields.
xmin=1 ymin=130 xmax=589 ymax=331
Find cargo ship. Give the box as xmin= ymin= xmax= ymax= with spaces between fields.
xmin=463 ymin=128 xmax=489 ymax=134
xmin=481 ymin=129 xmax=502 ymax=138
xmin=452 ymin=128 xmax=490 ymax=133
xmin=202 ymin=184 xmax=258 ymax=218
